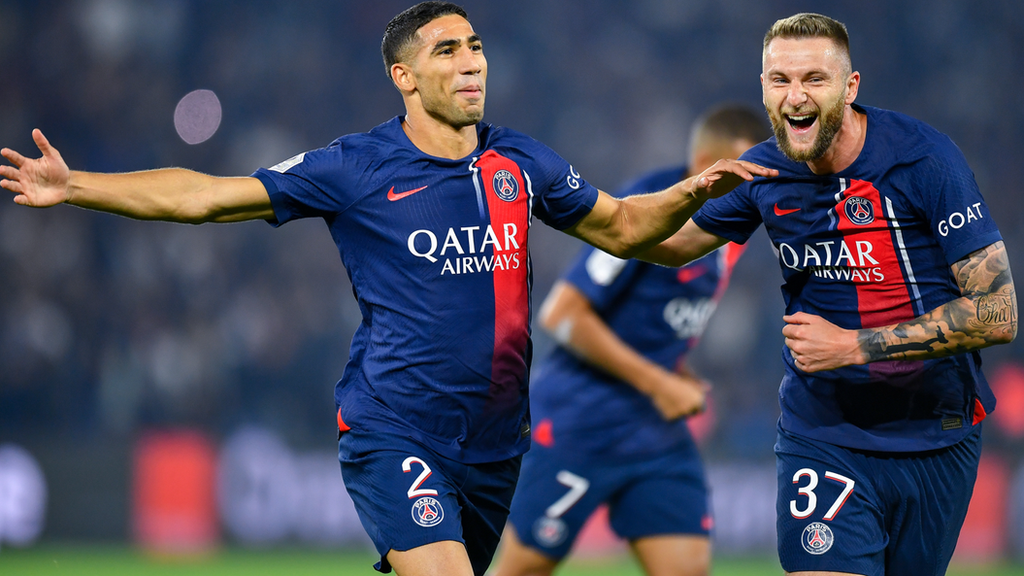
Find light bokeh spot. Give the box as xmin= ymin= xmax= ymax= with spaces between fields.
xmin=174 ymin=89 xmax=222 ymax=145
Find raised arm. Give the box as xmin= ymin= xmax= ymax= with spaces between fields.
xmin=565 ymin=159 xmax=775 ymax=259
xmin=540 ymin=281 xmax=707 ymax=419
xmin=1 ymin=129 xmax=274 ymax=223
xmin=783 ymin=241 xmax=1017 ymax=372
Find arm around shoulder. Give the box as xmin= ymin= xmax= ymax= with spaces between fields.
xmin=564 ymin=158 xmax=773 ymax=259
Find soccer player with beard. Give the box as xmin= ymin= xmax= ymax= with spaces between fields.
xmin=643 ymin=13 xmax=1017 ymax=576
xmin=0 ymin=3 xmax=775 ymax=576
xmin=492 ymin=105 xmax=769 ymax=576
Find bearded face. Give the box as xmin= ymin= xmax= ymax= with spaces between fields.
xmin=761 ymin=36 xmax=855 ymax=165
xmin=767 ymin=87 xmax=846 ymax=162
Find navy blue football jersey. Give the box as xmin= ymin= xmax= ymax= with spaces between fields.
xmin=693 ymin=104 xmax=1001 ymax=452
xmin=529 ymin=166 xmax=743 ymax=457
xmin=252 ymin=117 xmax=599 ymax=463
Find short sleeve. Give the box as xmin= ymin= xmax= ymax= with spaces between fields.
xmin=525 ymin=141 xmax=600 ymax=230
xmin=897 ymin=140 xmax=1002 ymax=264
xmin=562 ymin=245 xmax=644 ymax=311
xmin=691 ymin=180 xmax=764 ymax=244
xmin=251 ymin=141 xmax=360 ymax=227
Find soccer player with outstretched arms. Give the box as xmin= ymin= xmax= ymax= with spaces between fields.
xmin=0 ymin=3 xmax=775 ymax=575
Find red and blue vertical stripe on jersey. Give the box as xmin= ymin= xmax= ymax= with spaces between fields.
xmin=834 ymin=179 xmax=926 ymax=379
xmin=834 ymin=179 xmax=922 ymax=327
xmin=471 ymin=150 xmax=533 ymax=408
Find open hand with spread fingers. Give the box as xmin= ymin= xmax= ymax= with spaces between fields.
xmin=1 ymin=129 xmax=72 ymax=208
xmin=686 ymin=158 xmax=778 ymax=201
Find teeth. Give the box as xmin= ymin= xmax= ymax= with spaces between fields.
xmin=788 ymin=114 xmax=815 ymax=121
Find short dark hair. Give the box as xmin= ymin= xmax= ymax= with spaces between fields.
xmin=763 ymin=13 xmax=851 ymax=68
xmin=690 ymin=104 xmax=772 ymax=151
xmin=381 ymin=2 xmax=469 ymax=79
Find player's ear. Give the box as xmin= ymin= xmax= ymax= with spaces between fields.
xmin=844 ymin=71 xmax=860 ymax=105
xmin=391 ymin=62 xmax=417 ymax=93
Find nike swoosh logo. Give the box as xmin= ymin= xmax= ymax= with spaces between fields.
xmin=677 ymin=265 xmax=707 ymax=284
xmin=387 ymin=185 xmax=428 ymax=201
xmin=774 ymin=203 xmax=801 ymax=216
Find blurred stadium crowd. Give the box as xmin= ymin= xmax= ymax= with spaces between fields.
xmin=1 ymin=0 xmax=1023 ymax=554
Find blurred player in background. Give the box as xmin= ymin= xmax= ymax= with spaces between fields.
xmin=643 ymin=12 xmax=1017 ymax=576
xmin=0 ymin=3 xmax=775 ymax=575
xmin=492 ymin=105 xmax=769 ymax=576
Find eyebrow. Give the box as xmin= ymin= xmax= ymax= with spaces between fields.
xmin=431 ymin=34 xmax=482 ymax=53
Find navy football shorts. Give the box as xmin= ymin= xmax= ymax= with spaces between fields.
xmin=507 ymin=438 xmax=710 ymax=560
xmin=775 ymin=424 xmax=982 ymax=576
xmin=338 ymin=426 xmax=521 ymax=575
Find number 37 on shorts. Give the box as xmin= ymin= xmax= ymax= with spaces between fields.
xmin=789 ymin=468 xmax=856 ymax=521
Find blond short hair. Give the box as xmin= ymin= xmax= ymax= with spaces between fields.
xmin=763 ymin=13 xmax=851 ymax=72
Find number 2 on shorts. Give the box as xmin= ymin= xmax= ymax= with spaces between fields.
xmin=790 ymin=468 xmax=855 ymax=520
xmin=403 ymin=456 xmax=438 ymax=499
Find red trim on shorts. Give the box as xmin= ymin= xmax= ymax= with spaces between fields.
xmin=337 ymin=407 xmax=351 ymax=432
xmin=973 ymin=398 xmax=988 ymax=425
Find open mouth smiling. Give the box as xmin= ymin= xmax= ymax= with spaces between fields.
xmin=787 ymin=113 xmax=817 ymax=132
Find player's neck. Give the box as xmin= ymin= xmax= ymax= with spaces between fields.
xmin=805 ymin=106 xmax=867 ymax=175
xmin=401 ymin=109 xmax=479 ymax=160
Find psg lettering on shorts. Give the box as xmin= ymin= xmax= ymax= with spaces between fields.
xmin=412 ymin=496 xmax=445 ymax=528
xmin=533 ymin=516 xmax=568 ymax=548
xmin=801 ymin=522 xmax=834 ymax=555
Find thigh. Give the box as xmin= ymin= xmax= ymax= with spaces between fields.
xmin=505 ymin=443 xmax=620 ymax=560
xmin=387 ymin=540 xmax=475 ymax=576
xmin=339 ymin=429 xmax=471 ymax=573
xmin=491 ymin=525 xmax=559 ymax=576
xmin=630 ymin=535 xmax=710 ymax=576
xmin=884 ymin=427 xmax=981 ymax=576
xmin=775 ymin=429 xmax=885 ymax=576
xmin=607 ymin=447 xmax=711 ymax=541
xmin=459 ymin=456 xmax=523 ymax=576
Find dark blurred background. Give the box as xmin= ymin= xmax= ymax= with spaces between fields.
xmin=0 ymin=0 xmax=1022 ymax=561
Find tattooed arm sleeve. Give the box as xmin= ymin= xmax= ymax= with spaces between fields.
xmin=858 ymin=241 xmax=1017 ymax=362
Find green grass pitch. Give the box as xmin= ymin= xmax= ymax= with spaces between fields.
xmin=2 ymin=547 xmax=1024 ymax=576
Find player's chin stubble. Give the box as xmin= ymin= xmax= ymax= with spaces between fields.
xmin=770 ymin=93 xmax=846 ymax=163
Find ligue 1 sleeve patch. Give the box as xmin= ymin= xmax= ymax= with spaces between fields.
xmin=801 ymin=522 xmax=834 ymax=555
xmin=411 ymin=497 xmax=445 ymax=527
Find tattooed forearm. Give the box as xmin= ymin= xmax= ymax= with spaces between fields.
xmin=857 ymin=242 xmax=1017 ymax=363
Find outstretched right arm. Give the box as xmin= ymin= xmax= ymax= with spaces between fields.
xmin=1 ymin=129 xmax=274 ymax=223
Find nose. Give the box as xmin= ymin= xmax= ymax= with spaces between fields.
xmin=786 ymin=82 xmax=808 ymax=107
xmin=457 ymin=47 xmax=482 ymax=75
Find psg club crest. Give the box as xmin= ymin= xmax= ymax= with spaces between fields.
xmin=492 ymin=170 xmax=520 ymax=202
xmin=844 ymin=196 xmax=874 ymax=226
xmin=533 ymin=516 xmax=567 ymax=548
xmin=801 ymin=522 xmax=834 ymax=555
xmin=411 ymin=497 xmax=444 ymax=528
